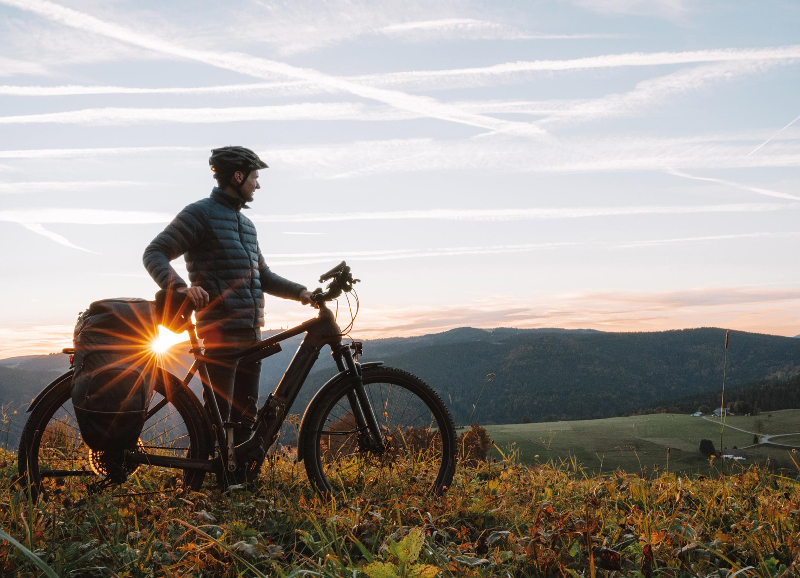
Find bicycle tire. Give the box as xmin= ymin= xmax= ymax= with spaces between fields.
xmin=17 ymin=371 xmax=212 ymax=502
xmin=302 ymin=366 xmax=456 ymax=496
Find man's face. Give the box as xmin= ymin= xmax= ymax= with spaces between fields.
xmin=236 ymin=170 xmax=260 ymax=203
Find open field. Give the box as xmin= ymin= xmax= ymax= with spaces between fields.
xmin=482 ymin=409 xmax=800 ymax=475
xmin=3 ymin=446 xmax=800 ymax=577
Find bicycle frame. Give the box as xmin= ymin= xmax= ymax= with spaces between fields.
xmin=126 ymin=301 xmax=384 ymax=475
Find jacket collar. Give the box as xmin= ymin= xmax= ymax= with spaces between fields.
xmin=211 ymin=187 xmax=250 ymax=211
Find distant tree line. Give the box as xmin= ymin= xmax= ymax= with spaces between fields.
xmin=637 ymin=374 xmax=800 ymax=416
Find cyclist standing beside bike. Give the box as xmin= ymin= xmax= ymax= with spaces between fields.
xmin=143 ymin=146 xmax=315 ymax=446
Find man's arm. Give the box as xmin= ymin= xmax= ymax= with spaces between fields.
xmin=257 ymin=245 xmax=308 ymax=301
xmin=143 ymin=204 xmax=207 ymax=291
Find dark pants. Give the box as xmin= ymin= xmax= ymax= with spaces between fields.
xmin=200 ymin=327 xmax=262 ymax=445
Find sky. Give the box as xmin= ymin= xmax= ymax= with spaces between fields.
xmin=0 ymin=0 xmax=799 ymax=357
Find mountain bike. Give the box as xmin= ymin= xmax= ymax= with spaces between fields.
xmin=17 ymin=262 xmax=457 ymax=501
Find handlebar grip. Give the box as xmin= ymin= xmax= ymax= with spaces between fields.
xmin=319 ymin=261 xmax=347 ymax=283
xmin=155 ymin=289 xmax=195 ymax=332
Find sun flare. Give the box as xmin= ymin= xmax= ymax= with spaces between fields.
xmin=151 ymin=325 xmax=188 ymax=354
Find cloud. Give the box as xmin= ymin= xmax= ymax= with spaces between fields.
xmin=251 ymin=203 xmax=794 ymax=223
xmin=0 ymin=103 xmax=412 ymax=126
xmin=19 ymin=223 xmax=98 ymax=253
xmin=345 ymin=45 xmax=800 ymax=91
xmin=0 ymin=180 xmax=148 ymax=194
xmin=0 ymin=324 xmax=75 ymax=357
xmin=2 ymin=60 xmax=761 ymax=128
xmin=377 ymin=18 xmax=627 ymax=41
xmin=566 ymin=0 xmax=691 ymax=19
xmin=314 ymin=135 xmax=800 ymax=180
xmin=0 ymin=0 xmax=546 ymax=139
xmin=582 ymin=285 xmax=800 ymax=308
xmin=4 ymin=283 xmax=799 ymax=357
xmin=2 ymin=133 xmax=799 ymax=178
xmin=0 ymin=55 xmax=50 ymax=77
xmin=538 ymin=61 xmax=783 ymax=126
xmin=265 ymin=231 xmax=800 ymax=266
xmin=4 ymin=45 xmax=796 ymax=100
xmin=0 ymin=208 xmax=171 ymax=224
xmin=0 ymin=81 xmax=310 ymax=97
xmin=0 ymin=145 xmax=203 ymax=159
xmin=302 ymin=284 xmax=800 ymax=339
xmin=0 ymin=17 xmax=163 ymax=66
xmin=265 ymin=241 xmax=579 ymax=266
xmin=616 ymin=231 xmax=800 ymax=248
xmin=3 ymin=202 xmax=791 ymax=228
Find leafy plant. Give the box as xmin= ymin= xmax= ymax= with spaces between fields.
xmin=364 ymin=528 xmax=439 ymax=578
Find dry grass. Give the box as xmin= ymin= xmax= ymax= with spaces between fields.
xmin=1 ymin=446 xmax=799 ymax=577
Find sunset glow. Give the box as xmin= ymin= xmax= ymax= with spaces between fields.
xmin=0 ymin=1 xmax=798 ymax=358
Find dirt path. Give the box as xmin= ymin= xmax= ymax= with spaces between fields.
xmin=701 ymin=416 xmax=800 ymax=448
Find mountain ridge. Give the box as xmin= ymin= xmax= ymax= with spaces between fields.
xmin=2 ymin=326 xmax=799 ymax=450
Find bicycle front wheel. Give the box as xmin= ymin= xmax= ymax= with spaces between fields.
xmin=17 ymin=371 xmax=212 ymax=502
xmin=302 ymin=366 xmax=456 ymax=497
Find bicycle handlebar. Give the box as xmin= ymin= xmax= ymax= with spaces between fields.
xmin=312 ymin=261 xmax=359 ymax=304
xmin=156 ymin=261 xmax=358 ymax=323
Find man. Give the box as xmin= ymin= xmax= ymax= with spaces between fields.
xmin=144 ymin=146 xmax=314 ymax=446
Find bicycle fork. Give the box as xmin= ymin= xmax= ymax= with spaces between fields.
xmin=333 ymin=345 xmax=385 ymax=453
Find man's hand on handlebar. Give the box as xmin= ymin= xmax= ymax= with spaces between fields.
xmin=177 ymin=286 xmax=209 ymax=310
xmin=299 ymin=289 xmax=318 ymax=308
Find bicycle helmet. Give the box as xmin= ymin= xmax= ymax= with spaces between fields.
xmin=209 ymin=146 xmax=268 ymax=193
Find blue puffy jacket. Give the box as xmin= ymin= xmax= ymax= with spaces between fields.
xmin=143 ymin=188 xmax=306 ymax=331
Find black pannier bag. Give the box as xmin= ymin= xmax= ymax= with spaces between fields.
xmin=71 ymin=298 xmax=159 ymax=453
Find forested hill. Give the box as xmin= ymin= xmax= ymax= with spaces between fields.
xmin=305 ymin=327 xmax=800 ymax=425
xmin=1 ymin=327 xmax=799 ymax=444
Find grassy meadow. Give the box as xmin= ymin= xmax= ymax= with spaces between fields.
xmin=484 ymin=409 xmax=800 ymax=476
xmin=2 ymin=444 xmax=800 ymax=577
xmin=0 ymin=411 xmax=799 ymax=576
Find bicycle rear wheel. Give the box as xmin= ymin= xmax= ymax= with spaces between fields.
xmin=17 ymin=371 xmax=211 ymax=502
xmin=302 ymin=366 xmax=456 ymax=497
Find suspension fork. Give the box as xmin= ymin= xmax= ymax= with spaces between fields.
xmin=333 ymin=345 xmax=384 ymax=451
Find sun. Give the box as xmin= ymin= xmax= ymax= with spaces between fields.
xmin=151 ymin=325 xmax=188 ymax=354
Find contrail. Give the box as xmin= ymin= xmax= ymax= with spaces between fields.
xmin=265 ymin=231 xmax=800 ymax=266
xmin=666 ymin=169 xmax=800 ymax=201
xmin=265 ymin=241 xmax=579 ymax=266
xmin=0 ymin=81 xmax=308 ymax=97
xmin=0 ymin=103 xmax=411 ymax=126
xmin=19 ymin=223 xmax=99 ymax=253
xmin=377 ymin=18 xmax=626 ymax=40
xmin=251 ymin=203 xmax=792 ymax=223
xmin=0 ymin=180 xmax=146 ymax=193
xmin=0 ymin=0 xmax=546 ymax=139
xmin=0 ymin=208 xmax=172 ymax=224
xmin=746 ymin=113 xmax=800 ymax=157
xmin=1 ymin=203 xmax=791 ymax=226
xmin=5 ymin=44 xmax=799 ymax=97
xmin=0 ymin=145 xmax=203 ymax=159
xmin=347 ymin=45 xmax=800 ymax=90
xmin=617 ymin=231 xmax=800 ymax=248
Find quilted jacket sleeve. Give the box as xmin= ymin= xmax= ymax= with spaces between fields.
xmin=143 ymin=203 xmax=207 ymax=290
xmin=257 ymin=244 xmax=306 ymax=300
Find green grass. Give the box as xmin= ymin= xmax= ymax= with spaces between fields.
xmin=710 ymin=410 xmax=800 ymax=436
xmin=483 ymin=409 xmax=800 ymax=475
xmin=769 ymin=434 xmax=800 ymax=446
